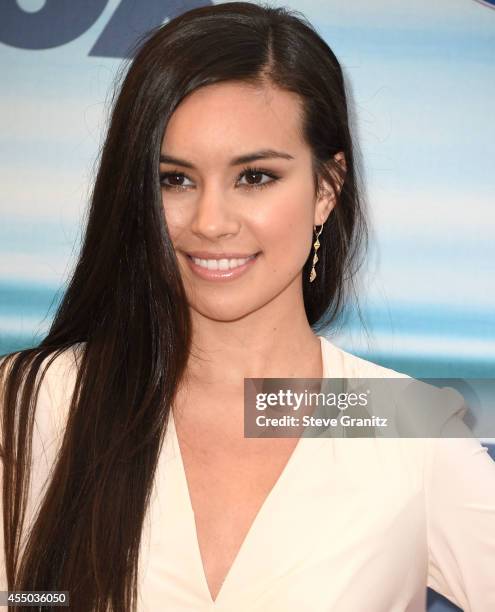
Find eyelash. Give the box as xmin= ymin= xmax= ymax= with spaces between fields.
xmin=158 ymin=166 xmax=280 ymax=192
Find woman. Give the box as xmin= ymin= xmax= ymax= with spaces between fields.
xmin=1 ymin=2 xmax=494 ymax=611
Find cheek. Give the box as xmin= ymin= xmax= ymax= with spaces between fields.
xmin=259 ymin=192 xmax=314 ymax=263
xmin=162 ymin=200 xmax=189 ymax=242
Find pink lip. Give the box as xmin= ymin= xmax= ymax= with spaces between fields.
xmin=185 ymin=253 xmax=260 ymax=281
xmin=187 ymin=251 xmax=258 ymax=259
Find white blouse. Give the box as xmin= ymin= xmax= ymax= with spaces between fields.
xmin=1 ymin=335 xmax=495 ymax=611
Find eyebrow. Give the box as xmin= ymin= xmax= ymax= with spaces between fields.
xmin=159 ymin=149 xmax=294 ymax=168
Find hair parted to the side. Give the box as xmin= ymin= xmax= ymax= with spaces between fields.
xmin=0 ymin=3 xmax=368 ymax=610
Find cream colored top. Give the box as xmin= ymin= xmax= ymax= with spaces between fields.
xmin=1 ymin=336 xmax=495 ymax=611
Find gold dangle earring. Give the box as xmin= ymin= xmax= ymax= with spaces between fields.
xmin=309 ymin=223 xmax=324 ymax=283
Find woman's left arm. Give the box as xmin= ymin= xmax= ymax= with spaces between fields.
xmin=425 ymin=431 xmax=495 ymax=611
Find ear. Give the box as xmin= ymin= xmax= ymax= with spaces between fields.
xmin=314 ymin=152 xmax=347 ymax=226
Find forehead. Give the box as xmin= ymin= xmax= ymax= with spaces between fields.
xmin=161 ymin=81 xmax=307 ymax=159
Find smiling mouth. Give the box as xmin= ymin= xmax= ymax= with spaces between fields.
xmin=186 ymin=253 xmax=260 ymax=271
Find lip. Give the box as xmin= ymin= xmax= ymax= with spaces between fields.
xmin=184 ymin=252 xmax=260 ymax=281
xmin=186 ymin=251 xmax=259 ymax=259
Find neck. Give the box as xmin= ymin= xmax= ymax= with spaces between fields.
xmin=185 ymin=292 xmax=323 ymax=387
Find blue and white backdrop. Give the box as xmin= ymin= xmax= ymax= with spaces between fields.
xmin=1 ymin=2 xmax=494 ymax=610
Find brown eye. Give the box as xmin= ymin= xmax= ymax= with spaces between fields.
xmin=167 ymin=174 xmax=185 ymax=186
xmin=244 ymin=171 xmax=264 ymax=184
xmin=159 ymin=172 xmax=194 ymax=190
xmin=237 ymin=167 xmax=280 ymax=189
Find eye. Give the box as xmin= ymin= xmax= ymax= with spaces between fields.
xmin=237 ymin=167 xmax=280 ymax=190
xmin=159 ymin=166 xmax=281 ymax=192
xmin=159 ymin=171 xmax=194 ymax=191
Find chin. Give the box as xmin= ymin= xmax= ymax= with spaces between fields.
xmin=192 ymin=301 xmax=262 ymax=323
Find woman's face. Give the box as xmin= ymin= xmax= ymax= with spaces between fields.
xmin=160 ymin=80 xmax=340 ymax=322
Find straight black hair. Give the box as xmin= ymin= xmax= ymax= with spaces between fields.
xmin=1 ymin=3 xmax=367 ymax=610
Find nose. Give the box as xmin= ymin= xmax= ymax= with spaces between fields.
xmin=190 ymin=185 xmax=239 ymax=239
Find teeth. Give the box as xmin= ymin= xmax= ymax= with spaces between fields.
xmin=191 ymin=256 xmax=254 ymax=270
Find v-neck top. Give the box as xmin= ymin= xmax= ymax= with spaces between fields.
xmin=1 ymin=336 xmax=495 ymax=611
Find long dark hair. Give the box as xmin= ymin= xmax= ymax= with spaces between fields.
xmin=1 ymin=2 xmax=367 ymax=610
